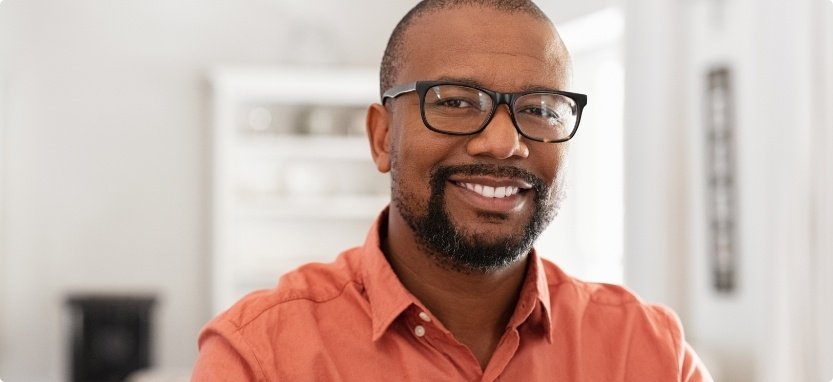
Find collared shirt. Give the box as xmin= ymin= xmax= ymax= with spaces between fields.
xmin=192 ymin=211 xmax=712 ymax=381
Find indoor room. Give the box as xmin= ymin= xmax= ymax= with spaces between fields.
xmin=0 ymin=0 xmax=831 ymax=381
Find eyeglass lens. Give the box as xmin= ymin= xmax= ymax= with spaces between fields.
xmin=423 ymin=84 xmax=578 ymax=141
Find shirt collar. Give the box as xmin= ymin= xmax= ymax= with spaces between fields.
xmin=360 ymin=208 xmax=420 ymax=341
xmin=360 ymin=208 xmax=553 ymax=343
xmin=508 ymin=248 xmax=554 ymax=343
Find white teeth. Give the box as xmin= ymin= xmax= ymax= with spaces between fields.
xmin=482 ymin=186 xmax=495 ymax=197
xmin=458 ymin=182 xmax=521 ymax=198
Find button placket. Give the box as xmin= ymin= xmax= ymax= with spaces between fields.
xmin=410 ymin=310 xmax=481 ymax=378
xmin=411 ymin=309 xmax=432 ymax=340
xmin=413 ymin=325 xmax=426 ymax=337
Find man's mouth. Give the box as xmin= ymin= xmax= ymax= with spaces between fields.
xmin=428 ymin=164 xmax=544 ymax=217
xmin=454 ymin=182 xmax=524 ymax=198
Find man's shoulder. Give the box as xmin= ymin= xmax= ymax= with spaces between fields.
xmin=211 ymin=247 xmax=366 ymax=332
xmin=540 ymin=258 xmax=681 ymax=327
xmin=542 ymin=259 xmax=635 ymax=304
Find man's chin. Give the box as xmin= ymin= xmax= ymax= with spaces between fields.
xmin=435 ymin=236 xmax=530 ymax=273
xmin=449 ymin=215 xmax=529 ymax=241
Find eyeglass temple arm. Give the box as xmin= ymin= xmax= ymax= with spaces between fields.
xmin=381 ymin=82 xmax=418 ymax=103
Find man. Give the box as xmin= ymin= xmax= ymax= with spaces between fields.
xmin=193 ymin=1 xmax=713 ymax=381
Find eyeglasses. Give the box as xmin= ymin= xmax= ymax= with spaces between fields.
xmin=382 ymin=80 xmax=587 ymax=143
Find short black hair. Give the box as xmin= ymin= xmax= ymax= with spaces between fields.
xmin=379 ymin=0 xmax=552 ymax=98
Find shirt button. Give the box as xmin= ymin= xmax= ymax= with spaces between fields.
xmin=414 ymin=325 xmax=426 ymax=337
xmin=418 ymin=312 xmax=431 ymax=322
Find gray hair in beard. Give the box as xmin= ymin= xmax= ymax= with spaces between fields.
xmin=391 ymin=162 xmax=561 ymax=274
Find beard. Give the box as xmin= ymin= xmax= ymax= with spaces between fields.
xmin=391 ymin=162 xmax=562 ymax=274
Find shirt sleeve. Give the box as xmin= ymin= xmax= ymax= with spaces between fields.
xmin=653 ymin=305 xmax=715 ymax=382
xmin=191 ymin=319 xmax=265 ymax=382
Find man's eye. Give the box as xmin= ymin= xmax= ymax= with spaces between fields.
xmin=521 ymin=106 xmax=560 ymax=120
xmin=437 ymin=99 xmax=473 ymax=108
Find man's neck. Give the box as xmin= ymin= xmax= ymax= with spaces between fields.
xmin=382 ymin=210 xmax=528 ymax=370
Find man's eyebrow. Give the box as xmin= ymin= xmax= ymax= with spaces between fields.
xmin=435 ymin=76 xmax=560 ymax=92
xmin=436 ymin=76 xmax=483 ymax=88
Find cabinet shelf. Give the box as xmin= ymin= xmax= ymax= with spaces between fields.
xmin=236 ymin=135 xmax=372 ymax=161
xmin=212 ymin=67 xmax=381 ymax=313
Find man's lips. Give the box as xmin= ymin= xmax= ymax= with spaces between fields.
xmin=431 ymin=165 xmax=543 ymax=214
xmin=448 ymin=176 xmax=533 ymax=198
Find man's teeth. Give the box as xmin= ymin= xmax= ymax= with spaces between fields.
xmin=459 ymin=182 xmax=520 ymax=198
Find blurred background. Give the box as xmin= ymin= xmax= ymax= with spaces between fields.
xmin=0 ymin=0 xmax=831 ymax=381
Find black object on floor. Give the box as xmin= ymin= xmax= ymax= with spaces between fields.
xmin=66 ymin=295 xmax=156 ymax=382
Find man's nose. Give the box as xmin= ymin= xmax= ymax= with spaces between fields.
xmin=465 ymin=106 xmax=530 ymax=159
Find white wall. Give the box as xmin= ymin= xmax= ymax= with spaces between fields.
xmin=0 ymin=43 xmax=7 ymax=380
xmin=623 ymin=0 xmax=688 ymax=313
xmin=814 ymin=4 xmax=833 ymax=378
xmin=626 ymin=0 xmax=833 ymax=380
xmin=0 ymin=1 xmax=410 ymax=380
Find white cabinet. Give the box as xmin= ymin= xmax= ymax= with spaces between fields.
xmin=210 ymin=68 xmax=388 ymax=313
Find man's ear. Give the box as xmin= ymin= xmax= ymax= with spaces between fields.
xmin=366 ymin=103 xmax=392 ymax=173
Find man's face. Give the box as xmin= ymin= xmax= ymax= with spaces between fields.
xmin=385 ymin=7 xmax=571 ymax=272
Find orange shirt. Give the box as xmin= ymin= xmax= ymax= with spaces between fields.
xmin=193 ymin=213 xmax=712 ymax=381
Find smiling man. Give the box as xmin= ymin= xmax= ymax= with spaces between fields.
xmin=192 ymin=1 xmax=712 ymax=381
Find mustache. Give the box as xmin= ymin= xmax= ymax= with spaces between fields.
xmin=429 ymin=164 xmax=548 ymax=195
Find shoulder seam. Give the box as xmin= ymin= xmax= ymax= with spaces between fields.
xmin=232 ymin=322 xmax=269 ymax=381
xmin=232 ymin=279 xmax=364 ymax=330
xmin=657 ymin=305 xmax=682 ymax=380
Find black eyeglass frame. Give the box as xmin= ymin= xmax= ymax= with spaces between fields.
xmin=382 ymin=80 xmax=588 ymax=143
